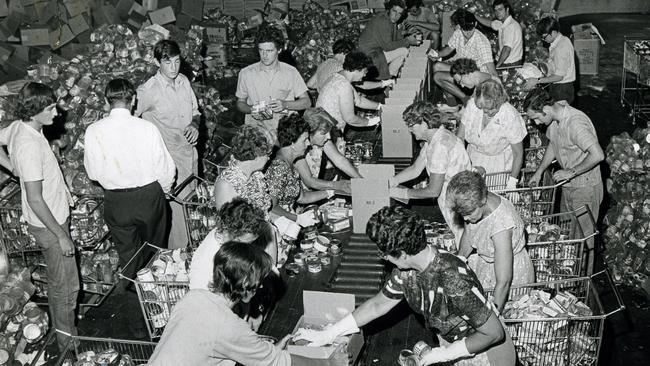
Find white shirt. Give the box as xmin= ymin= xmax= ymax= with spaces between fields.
xmin=189 ymin=228 xmax=225 ymax=290
xmin=491 ymin=16 xmax=523 ymax=64
xmin=549 ymin=34 xmax=576 ymax=84
xmin=0 ymin=121 xmax=71 ymax=227
xmin=83 ymin=108 xmax=176 ymax=192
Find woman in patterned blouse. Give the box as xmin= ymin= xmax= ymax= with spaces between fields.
xmin=294 ymin=205 xmax=515 ymax=366
xmin=266 ymin=114 xmax=335 ymax=215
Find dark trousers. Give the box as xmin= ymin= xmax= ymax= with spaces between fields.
xmin=104 ymin=181 xmax=167 ymax=282
xmin=550 ymin=82 xmax=575 ymax=105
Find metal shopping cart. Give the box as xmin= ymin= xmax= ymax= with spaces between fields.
xmin=45 ymin=335 xmax=156 ymax=366
xmin=120 ymin=243 xmax=192 ymax=339
xmin=492 ymin=172 xmax=565 ymax=221
xmin=490 ymin=270 xmax=625 ymax=366
xmin=525 ymin=206 xmax=598 ymax=282
xmin=169 ymin=175 xmax=218 ymax=248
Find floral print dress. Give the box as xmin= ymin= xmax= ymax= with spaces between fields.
xmin=215 ymin=161 xmax=272 ymax=213
xmin=266 ymin=158 xmax=302 ymax=213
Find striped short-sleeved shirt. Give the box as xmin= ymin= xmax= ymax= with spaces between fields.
xmin=382 ymin=249 xmax=494 ymax=342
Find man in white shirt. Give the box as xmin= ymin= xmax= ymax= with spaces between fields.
xmin=0 ymin=82 xmax=79 ymax=352
xmin=84 ymin=78 xmax=176 ymax=282
xmin=474 ymin=0 xmax=523 ymax=68
xmin=524 ymin=17 xmax=576 ymax=104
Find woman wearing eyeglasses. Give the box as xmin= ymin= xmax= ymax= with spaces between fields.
xmin=294 ymin=205 xmax=515 ymax=366
xmin=456 ymin=79 xmax=527 ymax=190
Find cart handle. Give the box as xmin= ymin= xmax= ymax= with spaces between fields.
xmin=117 ymin=242 xmax=160 ymax=283
xmin=591 ymin=269 xmax=626 ymax=317
xmin=573 ymin=204 xmax=599 ymax=240
xmin=169 ymin=174 xmax=199 ymax=199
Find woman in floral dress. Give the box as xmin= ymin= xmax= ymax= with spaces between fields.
xmin=446 ymin=171 xmax=535 ymax=314
xmin=457 ymin=80 xmax=527 ymax=190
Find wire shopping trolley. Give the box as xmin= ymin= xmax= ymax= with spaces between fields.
xmin=169 ymin=175 xmax=218 ymax=248
xmin=38 ymin=334 xmax=157 ymax=366
xmin=492 ymin=176 xmax=566 ymax=221
xmin=525 ymin=206 xmax=598 ymax=282
xmin=119 ymin=243 xmax=192 ymax=339
xmin=490 ymin=270 xmax=625 ymax=366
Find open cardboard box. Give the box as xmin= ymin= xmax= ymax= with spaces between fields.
xmin=287 ymin=291 xmax=364 ymax=364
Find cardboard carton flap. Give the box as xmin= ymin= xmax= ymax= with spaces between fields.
xmin=358 ymin=164 xmax=395 ymax=179
xmin=303 ymin=291 xmax=355 ymax=322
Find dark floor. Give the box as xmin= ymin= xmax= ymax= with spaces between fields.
xmin=69 ymin=12 xmax=650 ymax=366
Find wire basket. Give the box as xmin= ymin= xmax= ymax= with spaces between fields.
xmin=170 ymin=175 xmax=218 ymax=248
xmin=525 ymin=206 xmax=598 ymax=282
xmin=120 ymin=243 xmax=192 ymax=340
xmin=491 ymin=271 xmax=624 ymax=366
xmin=492 ymin=174 xmax=565 ymax=221
xmin=70 ymin=196 xmax=109 ymax=250
xmin=203 ymin=135 xmax=231 ymax=182
xmin=0 ymin=180 xmax=38 ymax=254
xmin=52 ymin=335 xmax=157 ymax=366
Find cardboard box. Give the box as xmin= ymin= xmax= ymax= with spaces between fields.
xmin=572 ymin=24 xmax=604 ymax=76
xmin=351 ymin=164 xmax=394 ymax=233
xmin=0 ymin=43 xmax=13 ymax=63
xmin=181 ymin=0 xmax=203 ymax=20
xmin=0 ymin=11 xmax=22 ymax=40
xmin=0 ymin=0 xmax=8 ymax=17
xmin=68 ymin=14 xmax=90 ymax=36
xmin=64 ymin=0 xmax=88 ymax=17
xmin=388 ymin=89 xmax=417 ymax=99
xmin=36 ymin=0 xmax=55 ymax=22
xmin=287 ymin=291 xmax=364 ymax=365
xmin=441 ymin=10 xmax=454 ymax=46
xmin=175 ymin=13 xmax=192 ymax=30
xmin=127 ymin=11 xmax=148 ymax=29
xmin=149 ymin=6 xmax=175 ymax=25
xmin=115 ymin=0 xmax=134 ymax=18
xmin=142 ymin=0 xmax=158 ymax=11
xmin=59 ymin=42 xmax=89 ymax=60
xmin=381 ymin=105 xmax=413 ymax=158
xmin=366 ymin=0 xmax=384 ymax=9
xmin=49 ymin=24 xmax=75 ymax=49
xmin=204 ymin=22 xmax=228 ymax=44
xmin=20 ymin=27 xmax=50 ymax=46
xmin=92 ymin=4 xmax=121 ymax=26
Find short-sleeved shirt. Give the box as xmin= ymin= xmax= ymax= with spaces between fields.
xmin=312 ymin=58 xmax=343 ymax=92
xmin=447 ymin=29 xmax=494 ymax=72
xmin=0 ymin=121 xmax=71 ymax=227
xmin=316 ymin=73 xmax=356 ymax=131
xmin=490 ymin=16 xmax=523 ymax=64
xmin=406 ymin=7 xmax=439 ymax=40
xmin=236 ymin=61 xmax=308 ymax=128
xmin=423 ymin=127 xmax=472 ymax=181
xmin=462 ymin=98 xmax=527 ymax=173
xmin=382 ymin=249 xmax=494 ymax=343
xmin=548 ymin=34 xmax=576 ymax=84
xmin=189 ymin=229 xmax=225 ymax=290
xmin=148 ymin=290 xmax=291 ymax=366
xmin=546 ymin=102 xmax=601 ymax=188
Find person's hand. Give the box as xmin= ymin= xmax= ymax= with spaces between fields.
xmin=524 ymin=78 xmax=539 ymax=90
xmin=417 ymin=340 xmax=471 ymax=366
xmin=292 ymin=328 xmax=336 ymax=347
xmin=367 ymin=116 xmax=381 ymax=127
xmin=390 ymin=187 xmax=408 ymax=200
xmin=388 ymin=176 xmax=399 ymax=188
xmin=527 ymin=172 xmax=542 ymax=187
xmin=297 ymin=211 xmax=318 ymax=227
xmin=333 ymin=180 xmax=351 ymax=195
xmin=418 ymin=347 xmax=448 ymax=366
xmin=553 ymin=169 xmax=575 ymax=182
xmin=427 ymin=49 xmax=441 ymax=62
xmin=471 ymin=166 xmax=486 ymax=178
xmin=506 ymin=176 xmax=518 ymax=190
xmin=57 ymin=233 xmax=75 ymax=257
xmin=406 ymin=34 xmax=420 ymax=46
xmin=184 ymin=125 xmax=199 ymax=145
xmin=381 ymin=79 xmax=395 ymax=88
xmin=269 ymin=99 xmax=285 ymax=113
xmin=275 ymin=334 xmax=292 ymax=351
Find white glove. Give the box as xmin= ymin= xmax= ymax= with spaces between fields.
xmin=390 ymin=187 xmax=409 ymax=200
xmin=376 ymin=103 xmax=383 ymax=111
xmin=381 ymin=79 xmax=395 ymax=88
xmin=506 ymin=176 xmax=518 ymax=190
xmin=367 ymin=116 xmax=381 ymax=127
xmin=417 ymin=339 xmax=472 ymax=366
xmin=293 ymin=313 xmax=359 ymax=347
xmin=326 ymin=189 xmax=335 ymax=199
xmin=427 ymin=49 xmax=440 ymax=61
xmin=296 ymin=211 xmax=319 ymax=227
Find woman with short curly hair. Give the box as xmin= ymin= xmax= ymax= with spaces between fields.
xmin=450 ymin=58 xmax=501 ymax=91
xmin=457 ymin=79 xmax=527 ymax=188
xmin=446 ymin=170 xmax=534 ymax=315
xmin=266 ymin=114 xmax=335 ymax=214
xmin=294 ymin=205 xmax=516 ymax=366
xmin=213 ymin=125 xmax=273 ymax=211
xmin=388 ymin=101 xmax=472 ymax=243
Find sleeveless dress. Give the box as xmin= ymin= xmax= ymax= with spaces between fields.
xmin=215 ymin=161 xmax=272 ymax=213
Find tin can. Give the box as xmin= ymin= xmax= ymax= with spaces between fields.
xmin=398 ymin=349 xmax=419 ymax=366
xmin=300 ymin=240 xmax=314 ymax=251
xmin=412 ymin=341 xmax=432 ymax=357
xmin=294 ymin=253 xmax=305 ymax=265
xmin=306 ymin=255 xmax=322 ymax=273
xmin=442 ymin=234 xmax=455 ymax=252
xmin=286 ymin=263 xmax=301 ymax=276
xmin=148 ymin=303 xmax=170 ymax=329
xmin=329 ymin=244 xmax=341 ymax=256
xmin=303 ymin=226 xmax=318 ymax=241
xmin=319 ymin=252 xmax=331 ymax=265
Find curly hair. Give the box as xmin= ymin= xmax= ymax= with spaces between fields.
xmin=446 ymin=171 xmax=488 ymax=217
xmin=332 ymin=38 xmax=356 ymax=55
xmin=105 ymin=78 xmax=135 ymax=105
xmin=523 ymin=86 xmax=556 ymax=113
xmin=536 ymin=16 xmax=560 ymax=37
xmin=277 ymin=113 xmax=310 ymax=147
xmin=342 ymin=51 xmax=373 ymax=72
xmin=451 ymin=9 xmax=477 ymax=31
xmin=303 ymin=107 xmax=336 ymax=135
xmin=230 ymin=125 xmax=272 ymax=161
xmin=450 ymin=58 xmax=479 ymax=78
xmin=210 ymin=241 xmax=273 ymax=303
xmin=385 ymin=0 xmax=406 ymax=10
xmin=367 ymin=205 xmax=427 ymax=257
xmin=403 ymin=101 xmax=443 ymax=129
xmin=15 ymin=82 xmax=56 ymax=121
xmin=153 ymin=39 xmax=181 ymax=62
xmin=406 ymin=0 xmax=423 ymax=9
xmin=474 ymin=79 xmax=509 ymax=111
xmin=215 ymin=198 xmax=267 ymax=239
xmin=255 ymin=24 xmax=285 ymax=50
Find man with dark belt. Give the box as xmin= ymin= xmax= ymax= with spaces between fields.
xmin=84 ymin=78 xmax=176 ymax=282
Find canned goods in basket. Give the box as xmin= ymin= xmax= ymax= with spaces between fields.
xmin=442 ymin=234 xmax=455 ymax=251
xmin=294 ymin=253 xmax=305 ymax=265
xmin=300 ymin=240 xmax=314 ymax=251
xmin=306 ymin=255 xmax=322 ymax=273
xmin=398 ymin=349 xmax=419 ymax=366
xmin=148 ymin=302 xmax=170 ymax=329
xmin=303 ymin=225 xmax=318 ymax=241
